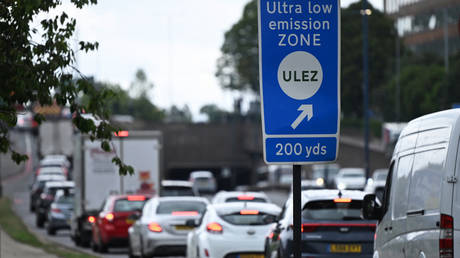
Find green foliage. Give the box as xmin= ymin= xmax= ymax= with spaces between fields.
xmin=166 ymin=105 xmax=193 ymax=123
xmin=216 ymin=0 xmax=259 ymax=93
xmin=86 ymin=70 xmax=165 ymax=123
xmin=383 ymin=53 xmax=448 ymax=121
xmin=200 ymin=104 xmax=229 ymax=123
xmin=0 ymin=0 xmax=132 ymax=174
xmin=341 ymin=2 xmax=397 ymax=118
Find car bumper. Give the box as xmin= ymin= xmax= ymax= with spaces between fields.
xmin=48 ymin=217 xmax=71 ymax=229
xmin=297 ymin=254 xmax=372 ymax=258
xmin=143 ymin=231 xmax=188 ymax=256
xmin=200 ymin=235 xmax=265 ymax=258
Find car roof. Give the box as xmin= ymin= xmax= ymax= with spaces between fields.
xmin=36 ymin=174 xmax=66 ymax=181
xmin=302 ymin=189 xmax=367 ymax=202
xmin=212 ymin=202 xmax=281 ymax=215
xmin=214 ymin=191 xmax=268 ymax=199
xmin=39 ymin=167 xmax=64 ymax=172
xmin=189 ymin=171 xmax=213 ymax=178
xmin=44 ymin=181 xmax=75 ymax=188
xmin=157 ymin=196 xmax=210 ymax=203
xmin=338 ymin=168 xmax=365 ymax=174
xmin=287 ymin=189 xmax=367 ymax=206
xmin=161 ymin=180 xmax=193 ymax=187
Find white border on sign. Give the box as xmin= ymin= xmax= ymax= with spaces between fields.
xmin=257 ymin=0 xmax=341 ymax=165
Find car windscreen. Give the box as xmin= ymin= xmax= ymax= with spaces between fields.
xmin=375 ymin=173 xmax=388 ymax=181
xmin=302 ymin=200 xmax=363 ymax=220
xmin=156 ymin=201 xmax=207 ymax=214
xmin=219 ymin=211 xmax=277 ymax=225
xmin=47 ymin=187 xmax=73 ymax=196
xmin=342 ymin=173 xmax=364 ymax=178
xmin=57 ymin=194 xmax=74 ymax=205
xmin=160 ymin=187 xmax=195 ymax=196
xmin=225 ymin=197 xmax=267 ymax=203
xmin=113 ymin=199 xmax=146 ymax=212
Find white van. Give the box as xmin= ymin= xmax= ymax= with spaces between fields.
xmin=363 ymin=109 xmax=460 ymax=258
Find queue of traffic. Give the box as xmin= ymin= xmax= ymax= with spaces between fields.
xmin=27 ymin=157 xmax=386 ymax=258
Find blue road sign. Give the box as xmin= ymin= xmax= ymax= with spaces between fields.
xmin=258 ymin=0 xmax=340 ymax=164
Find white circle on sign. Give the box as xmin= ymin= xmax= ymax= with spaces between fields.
xmin=277 ymin=51 xmax=323 ymax=100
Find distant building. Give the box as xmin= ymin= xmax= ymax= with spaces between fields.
xmin=385 ymin=0 xmax=460 ymax=58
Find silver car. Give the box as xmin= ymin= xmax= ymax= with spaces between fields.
xmin=128 ymin=196 xmax=209 ymax=258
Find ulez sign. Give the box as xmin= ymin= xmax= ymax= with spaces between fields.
xmin=258 ymin=0 xmax=340 ymax=164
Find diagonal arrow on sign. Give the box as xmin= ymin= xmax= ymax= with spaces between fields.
xmin=291 ymin=104 xmax=313 ymax=130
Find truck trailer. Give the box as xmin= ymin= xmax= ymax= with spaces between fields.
xmin=70 ymin=130 xmax=162 ymax=246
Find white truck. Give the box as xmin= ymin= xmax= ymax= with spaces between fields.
xmin=38 ymin=119 xmax=74 ymax=158
xmin=70 ymin=130 xmax=162 ymax=246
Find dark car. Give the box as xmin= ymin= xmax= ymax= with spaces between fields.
xmin=35 ymin=181 xmax=75 ymax=228
xmin=265 ymin=190 xmax=376 ymax=258
xmin=46 ymin=190 xmax=74 ymax=235
xmin=29 ymin=174 xmax=66 ymax=212
xmin=91 ymin=194 xmax=150 ymax=253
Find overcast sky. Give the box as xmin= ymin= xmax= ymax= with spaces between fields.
xmin=54 ymin=0 xmax=383 ymax=121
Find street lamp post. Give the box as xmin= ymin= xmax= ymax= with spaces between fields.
xmin=362 ymin=0 xmax=370 ymax=179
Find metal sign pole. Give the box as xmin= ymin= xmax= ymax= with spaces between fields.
xmin=293 ymin=164 xmax=302 ymax=258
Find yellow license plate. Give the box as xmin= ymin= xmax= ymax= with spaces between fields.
xmin=126 ymin=219 xmax=134 ymax=225
xmin=175 ymin=225 xmax=193 ymax=230
xmin=240 ymin=254 xmax=264 ymax=258
xmin=330 ymin=244 xmax=362 ymax=253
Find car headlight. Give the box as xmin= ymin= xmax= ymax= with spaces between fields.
xmin=316 ymin=178 xmax=324 ymax=186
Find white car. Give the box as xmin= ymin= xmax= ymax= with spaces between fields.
xmin=189 ymin=171 xmax=217 ymax=194
xmin=160 ymin=180 xmax=197 ymax=196
xmin=186 ymin=202 xmax=281 ymax=258
xmin=334 ymin=168 xmax=366 ymax=190
xmin=36 ymin=166 xmax=67 ymax=178
xmin=211 ymin=191 xmax=271 ymax=204
xmin=363 ymin=168 xmax=388 ymax=200
xmin=128 ymin=196 xmax=209 ymax=257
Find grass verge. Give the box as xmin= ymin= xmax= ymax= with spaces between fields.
xmin=0 ymin=197 xmax=98 ymax=258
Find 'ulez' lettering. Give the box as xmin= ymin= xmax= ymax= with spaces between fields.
xmin=282 ymin=70 xmax=318 ymax=82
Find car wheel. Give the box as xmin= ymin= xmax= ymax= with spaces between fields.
xmin=98 ymin=234 xmax=108 ymax=253
xmin=46 ymin=225 xmax=56 ymax=235
xmin=91 ymin=238 xmax=98 ymax=252
xmin=128 ymin=239 xmax=139 ymax=258
xmin=35 ymin=214 xmax=44 ymax=228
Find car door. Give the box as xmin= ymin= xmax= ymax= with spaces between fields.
xmin=379 ymin=154 xmax=414 ymax=258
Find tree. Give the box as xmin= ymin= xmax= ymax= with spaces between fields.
xmin=341 ymin=2 xmax=397 ymax=119
xmin=166 ymin=105 xmax=193 ymax=123
xmin=0 ymin=1 xmax=132 ymax=175
xmin=129 ymin=69 xmax=154 ymax=99
xmin=216 ymin=0 xmax=259 ymax=93
xmin=200 ymin=104 xmax=228 ymax=123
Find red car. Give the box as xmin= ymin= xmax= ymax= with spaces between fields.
xmin=91 ymin=194 xmax=150 ymax=253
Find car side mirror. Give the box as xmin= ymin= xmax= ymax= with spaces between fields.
xmin=185 ymin=219 xmax=198 ymax=228
xmin=362 ymin=194 xmax=383 ymax=221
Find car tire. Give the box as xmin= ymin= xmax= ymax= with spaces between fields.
xmin=36 ymin=214 xmax=44 ymax=228
xmin=91 ymin=239 xmax=98 ymax=252
xmin=46 ymin=225 xmax=56 ymax=235
xmin=128 ymin=240 xmax=139 ymax=258
xmin=98 ymin=235 xmax=108 ymax=253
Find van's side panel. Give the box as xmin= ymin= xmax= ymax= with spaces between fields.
xmin=451 ymin=119 xmax=460 ymax=258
